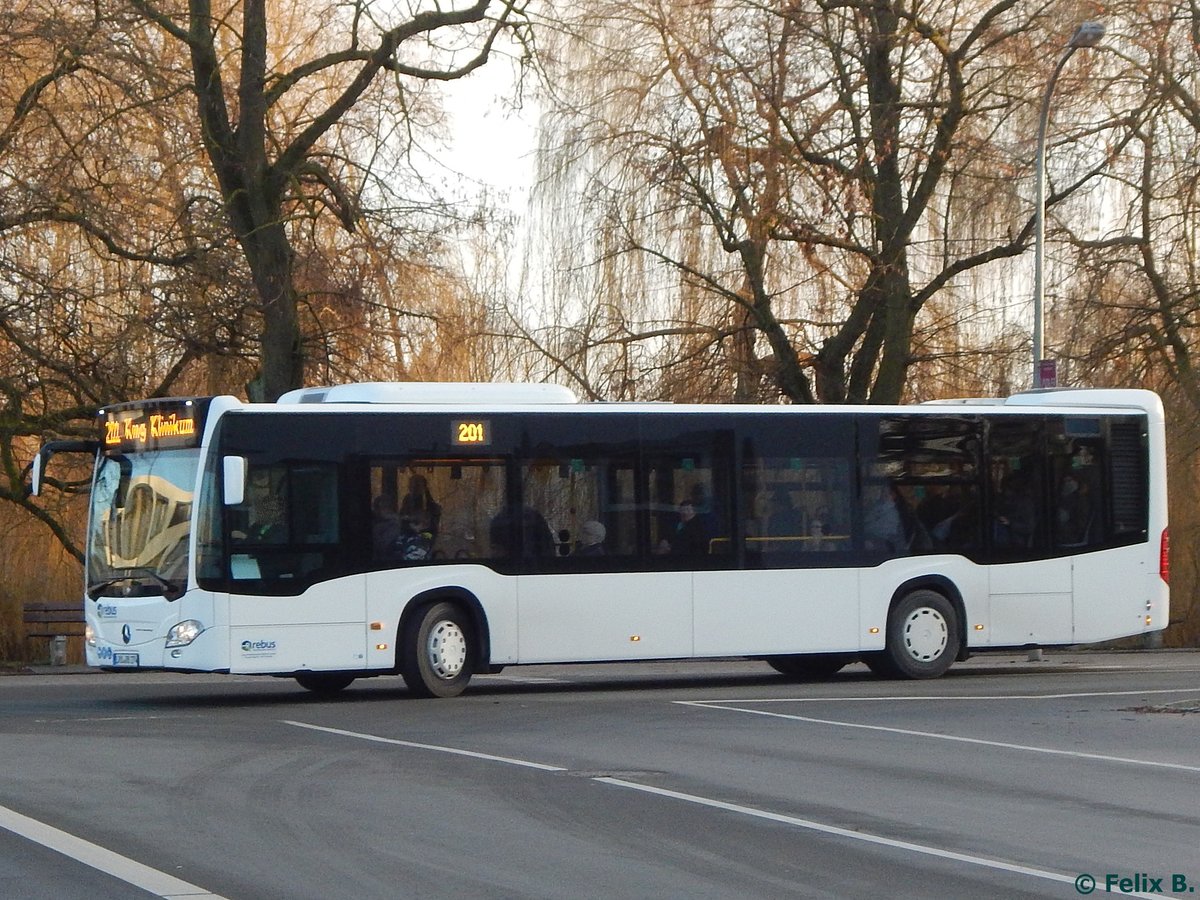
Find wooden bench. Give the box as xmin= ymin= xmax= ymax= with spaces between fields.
xmin=23 ymin=601 xmax=85 ymax=665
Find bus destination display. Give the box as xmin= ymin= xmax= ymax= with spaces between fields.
xmin=101 ymin=400 xmax=204 ymax=452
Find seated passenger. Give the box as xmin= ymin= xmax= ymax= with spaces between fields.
xmin=233 ymin=495 xmax=286 ymax=543
xmin=577 ymin=520 xmax=607 ymax=556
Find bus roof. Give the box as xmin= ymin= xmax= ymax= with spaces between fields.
xmin=277 ymin=382 xmax=579 ymax=406
xmin=218 ymin=383 xmax=1163 ymax=422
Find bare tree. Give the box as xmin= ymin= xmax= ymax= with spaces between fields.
xmin=118 ymin=0 xmax=525 ymax=400
xmin=530 ymin=0 xmax=1132 ymax=404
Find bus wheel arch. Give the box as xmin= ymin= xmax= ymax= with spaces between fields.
xmin=397 ymin=589 xmax=489 ymax=698
xmin=866 ymin=577 xmax=965 ymax=679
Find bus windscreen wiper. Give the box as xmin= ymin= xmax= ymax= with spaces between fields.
xmin=88 ymin=568 xmax=183 ymax=600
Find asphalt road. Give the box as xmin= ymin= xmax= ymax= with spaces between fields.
xmin=2 ymin=651 xmax=1198 ymax=900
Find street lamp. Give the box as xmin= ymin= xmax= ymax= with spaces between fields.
xmin=1032 ymin=20 xmax=1105 ymax=389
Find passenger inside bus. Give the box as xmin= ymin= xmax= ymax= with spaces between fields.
xmin=576 ymin=520 xmax=607 ymax=556
xmin=1057 ymin=473 xmax=1093 ymax=546
xmin=863 ymin=482 xmax=908 ymax=553
xmin=658 ymin=500 xmax=712 ymax=556
xmin=399 ymin=474 xmax=441 ymax=539
xmin=994 ymin=471 xmax=1036 ymax=548
xmin=233 ymin=493 xmax=286 ymax=543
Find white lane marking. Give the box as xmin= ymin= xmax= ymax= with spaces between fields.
xmin=283 ymin=719 xmax=1142 ymax=895
xmin=593 ymin=779 xmax=1164 ymax=898
xmin=680 ymin=687 xmax=1200 ymax=703
xmin=0 ymin=804 xmax=225 ymax=899
xmin=677 ymin=702 xmax=1200 ymax=773
xmin=283 ymin=720 xmax=567 ymax=771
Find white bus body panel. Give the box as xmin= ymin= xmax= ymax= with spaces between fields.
xmin=516 ymin=572 xmax=692 ymax=662
xmin=1072 ymin=545 xmax=1165 ymax=643
xmin=693 ymin=569 xmax=860 ymax=655
xmin=988 ymin=558 xmax=1074 ymax=645
xmin=227 ymin=576 xmax=366 ymax=673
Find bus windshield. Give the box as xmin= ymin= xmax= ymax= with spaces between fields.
xmin=87 ymin=449 xmax=200 ymax=598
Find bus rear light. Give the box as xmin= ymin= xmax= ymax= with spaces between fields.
xmin=1160 ymin=528 xmax=1170 ymax=583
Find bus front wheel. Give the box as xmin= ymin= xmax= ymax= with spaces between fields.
xmin=400 ymin=601 xmax=475 ymax=698
xmin=867 ymin=589 xmax=960 ymax=680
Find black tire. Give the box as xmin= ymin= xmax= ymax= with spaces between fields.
xmin=767 ymin=653 xmax=850 ymax=680
xmin=294 ymin=672 xmax=356 ymax=694
xmin=400 ymin=601 xmax=475 ymax=698
xmin=871 ymin=589 xmax=960 ymax=679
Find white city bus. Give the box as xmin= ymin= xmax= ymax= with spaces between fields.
xmin=33 ymin=382 xmax=1169 ymax=696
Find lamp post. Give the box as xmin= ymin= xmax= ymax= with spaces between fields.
xmin=1032 ymin=20 xmax=1105 ymax=389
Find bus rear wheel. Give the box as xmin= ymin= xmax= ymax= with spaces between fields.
xmin=867 ymin=589 xmax=960 ymax=680
xmin=400 ymin=601 xmax=475 ymax=698
xmin=767 ymin=653 xmax=850 ymax=680
xmin=295 ymin=672 xmax=356 ymax=694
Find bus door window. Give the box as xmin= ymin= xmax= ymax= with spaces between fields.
xmin=987 ymin=418 xmax=1045 ymax=556
xmin=233 ymin=466 xmax=288 ymax=543
xmin=1050 ymin=420 xmax=1105 ymax=549
xmin=227 ymin=462 xmax=340 ymax=583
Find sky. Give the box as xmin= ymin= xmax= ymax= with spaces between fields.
xmin=437 ymin=56 xmax=541 ymax=218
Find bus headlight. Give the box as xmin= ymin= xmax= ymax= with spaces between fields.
xmin=165 ymin=620 xmax=205 ymax=648
xmin=85 ymin=623 xmax=96 ymax=647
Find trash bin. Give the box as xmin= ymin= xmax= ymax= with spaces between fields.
xmin=50 ymin=635 xmax=67 ymax=666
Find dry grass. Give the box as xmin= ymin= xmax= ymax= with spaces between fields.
xmin=0 ymin=501 xmax=86 ymax=664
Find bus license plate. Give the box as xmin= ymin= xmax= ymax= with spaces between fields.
xmin=112 ymin=652 xmax=139 ymax=667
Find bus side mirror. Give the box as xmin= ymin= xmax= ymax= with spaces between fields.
xmin=30 ymin=453 xmax=44 ymax=497
xmin=223 ymin=456 xmax=247 ymax=506
xmin=29 ymin=440 xmax=100 ymax=497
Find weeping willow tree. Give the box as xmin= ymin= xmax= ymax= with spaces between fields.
xmin=1049 ymin=0 xmax=1200 ymax=644
xmin=524 ymin=0 xmax=1132 ymax=404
